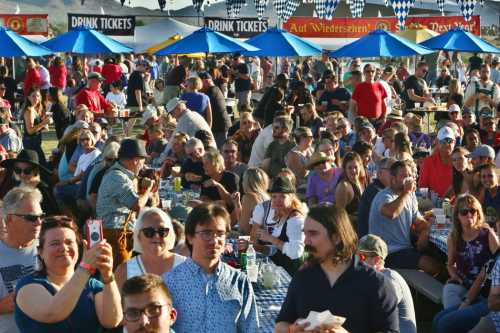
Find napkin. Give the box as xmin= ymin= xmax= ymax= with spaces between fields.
xmin=297 ymin=310 xmax=346 ymax=331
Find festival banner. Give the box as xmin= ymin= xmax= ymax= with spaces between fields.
xmin=67 ymin=13 xmax=135 ymax=36
xmin=0 ymin=14 xmax=48 ymax=36
xmin=204 ymin=17 xmax=269 ymax=38
xmin=283 ymin=15 xmax=480 ymax=38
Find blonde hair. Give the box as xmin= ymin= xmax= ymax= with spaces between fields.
xmin=240 ymin=111 xmax=255 ymax=124
xmin=79 ymin=129 xmax=96 ymax=146
xmin=187 ymin=77 xmax=203 ymax=91
xmin=133 ymin=207 xmax=175 ymax=253
xmin=448 ymin=78 xmax=463 ymax=95
xmin=242 ymin=168 xmax=270 ymax=200
xmin=203 ymin=149 xmax=225 ymax=174
xmin=450 ymin=194 xmax=485 ymax=248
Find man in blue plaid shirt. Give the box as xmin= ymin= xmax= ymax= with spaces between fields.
xmin=469 ymin=256 xmax=500 ymax=332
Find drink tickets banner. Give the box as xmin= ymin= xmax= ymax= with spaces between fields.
xmin=283 ymin=15 xmax=480 ymax=38
xmin=68 ymin=13 xmax=135 ymax=36
xmin=0 ymin=14 xmax=48 ymax=36
xmin=204 ymin=17 xmax=269 ymax=38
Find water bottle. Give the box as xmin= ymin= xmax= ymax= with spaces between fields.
xmin=246 ymin=244 xmax=258 ymax=283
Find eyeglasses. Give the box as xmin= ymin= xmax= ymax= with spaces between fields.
xmin=459 ymin=208 xmax=478 ymax=216
xmin=194 ymin=229 xmax=226 ymax=241
xmin=14 ymin=167 xmax=35 ymax=175
xmin=11 ymin=213 xmax=45 ymax=223
xmin=141 ymin=227 xmax=170 ymax=238
xmin=273 ymin=126 xmax=283 ymax=131
xmin=223 ymin=150 xmax=237 ymax=154
xmin=124 ymin=303 xmax=169 ymax=322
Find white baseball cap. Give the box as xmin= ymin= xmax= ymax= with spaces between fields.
xmin=437 ymin=126 xmax=455 ymax=141
xmin=448 ymin=104 xmax=461 ymax=113
xmin=166 ymin=98 xmax=186 ymax=113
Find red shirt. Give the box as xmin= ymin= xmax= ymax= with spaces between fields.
xmin=23 ymin=67 xmax=41 ymax=95
xmin=419 ymin=151 xmax=452 ymax=198
xmin=75 ymin=88 xmax=111 ymax=113
xmin=101 ymin=64 xmax=122 ymax=85
xmin=352 ymin=82 xmax=387 ymax=119
xmin=49 ymin=64 xmax=67 ymax=89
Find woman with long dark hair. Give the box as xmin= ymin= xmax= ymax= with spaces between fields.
xmin=22 ymin=89 xmax=51 ymax=167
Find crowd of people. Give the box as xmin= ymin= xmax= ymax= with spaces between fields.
xmin=0 ymin=49 xmax=499 ymax=333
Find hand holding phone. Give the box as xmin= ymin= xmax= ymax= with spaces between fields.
xmin=85 ymin=219 xmax=103 ymax=248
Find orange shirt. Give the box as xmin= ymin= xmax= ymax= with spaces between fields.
xmin=419 ymin=151 xmax=452 ymax=198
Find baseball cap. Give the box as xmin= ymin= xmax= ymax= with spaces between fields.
xmin=448 ymin=104 xmax=461 ymax=113
xmin=479 ymin=107 xmax=495 ymax=119
xmin=358 ymin=234 xmax=388 ymax=260
xmin=166 ymin=98 xmax=186 ymax=113
xmin=141 ymin=107 xmax=158 ymax=125
xmin=87 ymin=72 xmax=103 ymax=81
xmin=437 ymin=126 xmax=455 ymax=141
xmin=467 ymin=144 xmax=495 ymax=160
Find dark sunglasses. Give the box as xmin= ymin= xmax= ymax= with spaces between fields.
xmin=440 ymin=138 xmax=454 ymax=145
xmin=459 ymin=208 xmax=478 ymax=216
xmin=14 ymin=167 xmax=35 ymax=175
xmin=11 ymin=213 xmax=45 ymax=222
xmin=141 ymin=227 xmax=170 ymax=238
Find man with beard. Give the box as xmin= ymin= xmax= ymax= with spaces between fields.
xmin=465 ymin=64 xmax=499 ymax=115
xmin=419 ymin=126 xmax=455 ymax=198
xmin=261 ymin=115 xmax=295 ymax=179
xmin=254 ymin=73 xmax=289 ymax=126
xmin=122 ymin=274 xmax=177 ymax=333
xmin=275 ymin=204 xmax=398 ymax=333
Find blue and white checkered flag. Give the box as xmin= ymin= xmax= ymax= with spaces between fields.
xmin=315 ymin=0 xmax=340 ymax=20
xmin=192 ymin=0 xmax=205 ymax=13
xmin=479 ymin=0 xmax=484 ymax=7
xmin=391 ymin=0 xmax=416 ymax=28
xmin=273 ymin=0 xmax=301 ymax=22
xmin=456 ymin=0 xmax=476 ymax=21
xmin=349 ymin=0 xmax=365 ymax=18
xmin=437 ymin=0 xmax=445 ymax=15
xmin=254 ymin=0 xmax=269 ymax=20
xmin=385 ymin=0 xmax=390 ymax=7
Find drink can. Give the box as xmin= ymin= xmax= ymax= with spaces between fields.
xmin=173 ymin=177 xmax=182 ymax=192
xmin=240 ymin=252 xmax=247 ymax=270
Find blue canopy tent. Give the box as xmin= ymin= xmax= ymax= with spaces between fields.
xmin=330 ymin=29 xmax=434 ymax=58
xmin=420 ymin=27 xmax=500 ymax=54
xmin=42 ymin=27 xmax=132 ymax=54
xmin=0 ymin=27 xmax=51 ymax=57
xmin=244 ymin=27 xmax=323 ymax=57
xmin=155 ymin=27 xmax=258 ymax=55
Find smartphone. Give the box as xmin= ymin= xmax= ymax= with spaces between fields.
xmin=85 ymin=219 xmax=103 ymax=248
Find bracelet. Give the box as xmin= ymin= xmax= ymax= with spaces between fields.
xmin=102 ymin=274 xmax=115 ymax=285
xmin=79 ymin=262 xmax=96 ymax=275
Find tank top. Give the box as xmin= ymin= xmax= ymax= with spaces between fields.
xmin=23 ymin=109 xmax=42 ymax=139
xmin=126 ymin=254 xmax=186 ymax=279
xmin=337 ymin=176 xmax=362 ymax=217
xmin=455 ymin=228 xmax=493 ymax=289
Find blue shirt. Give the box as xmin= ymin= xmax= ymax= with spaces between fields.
xmin=489 ymin=257 xmax=500 ymax=330
xmin=180 ymin=92 xmax=210 ymax=117
xmin=164 ymin=258 xmax=259 ymax=333
xmin=15 ymin=274 xmax=103 ymax=333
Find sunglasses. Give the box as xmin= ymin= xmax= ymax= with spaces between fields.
xmin=459 ymin=208 xmax=478 ymax=216
xmin=14 ymin=167 xmax=35 ymax=175
xmin=141 ymin=227 xmax=170 ymax=238
xmin=11 ymin=213 xmax=45 ymax=222
xmin=440 ymin=138 xmax=454 ymax=145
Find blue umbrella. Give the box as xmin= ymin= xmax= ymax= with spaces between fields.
xmin=155 ymin=27 xmax=259 ymax=55
xmin=42 ymin=26 xmax=132 ymax=54
xmin=420 ymin=27 xmax=500 ymax=54
xmin=244 ymin=27 xmax=323 ymax=57
xmin=330 ymin=29 xmax=434 ymax=58
xmin=0 ymin=27 xmax=52 ymax=57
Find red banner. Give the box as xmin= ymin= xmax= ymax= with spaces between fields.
xmin=0 ymin=14 xmax=49 ymax=36
xmin=283 ymin=15 xmax=480 ymax=38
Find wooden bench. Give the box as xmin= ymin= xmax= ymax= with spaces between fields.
xmin=396 ymin=269 xmax=444 ymax=304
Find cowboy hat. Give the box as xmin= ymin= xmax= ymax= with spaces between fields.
xmin=0 ymin=149 xmax=51 ymax=175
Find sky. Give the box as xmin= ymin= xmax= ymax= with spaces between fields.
xmin=121 ymin=0 xmax=223 ymax=10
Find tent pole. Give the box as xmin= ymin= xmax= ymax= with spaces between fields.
xmin=12 ymin=57 xmax=15 ymax=79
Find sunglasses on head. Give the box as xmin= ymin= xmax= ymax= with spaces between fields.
xmin=12 ymin=213 xmax=45 ymax=222
xmin=14 ymin=167 xmax=35 ymax=175
xmin=459 ymin=208 xmax=478 ymax=216
xmin=141 ymin=227 xmax=170 ymax=238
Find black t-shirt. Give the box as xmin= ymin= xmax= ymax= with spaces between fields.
xmin=206 ymin=85 xmax=231 ymax=132
xmin=166 ymin=65 xmax=187 ymax=86
xmin=235 ymin=76 xmax=252 ymax=92
xmin=404 ymin=75 xmax=426 ymax=109
xmin=277 ymin=259 xmax=399 ymax=333
xmin=180 ymin=158 xmax=205 ymax=188
xmin=127 ymin=71 xmax=145 ymax=107
xmin=201 ymin=171 xmax=239 ymax=201
xmin=469 ymin=55 xmax=483 ymax=72
xmin=318 ymin=88 xmax=351 ymax=112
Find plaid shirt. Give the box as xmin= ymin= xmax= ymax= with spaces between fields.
xmin=96 ymin=162 xmax=138 ymax=229
xmin=489 ymin=257 xmax=500 ymax=330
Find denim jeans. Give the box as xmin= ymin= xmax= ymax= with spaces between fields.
xmin=432 ymin=300 xmax=489 ymax=333
xmin=442 ymin=282 xmax=468 ymax=309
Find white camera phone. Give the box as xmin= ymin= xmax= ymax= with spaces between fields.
xmin=85 ymin=219 xmax=103 ymax=248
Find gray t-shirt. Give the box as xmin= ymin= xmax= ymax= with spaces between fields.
xmin=368 ymin=188 xmax=421 ymax=253
xmin=382 ymin=269 xmax=417 ymax=333
xmin=0 ymin=240 xmax=37 ymax=333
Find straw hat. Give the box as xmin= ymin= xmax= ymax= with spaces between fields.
xmin=306 ymin=151 xmax=333 ymax=170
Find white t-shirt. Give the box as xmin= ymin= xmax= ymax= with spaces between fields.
xmin=106 ymin=91 xmax=127 ymax=109
xmin=38 ymin=65 xmax=51 ymax=90
xmin=378 ymin=79 xmax=393 ymax=114
xmin=464 ymin=80 xmax=499 ymax=113
xmin=250 ymin=202 xmax=305 ymax=260
xmin=75 ymin=149 xmax=101 ymax=176
xmin=248 ymin=124 xmax=274 ymax=168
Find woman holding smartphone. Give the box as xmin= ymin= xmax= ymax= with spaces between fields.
xmin=15 ymin=216 xmax=122 ymax=332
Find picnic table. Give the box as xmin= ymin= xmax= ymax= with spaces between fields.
xmin=408 ymin=104 xmax=448 ymax=132
xmin=429 ymin=224 xmax=451 ymax=255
